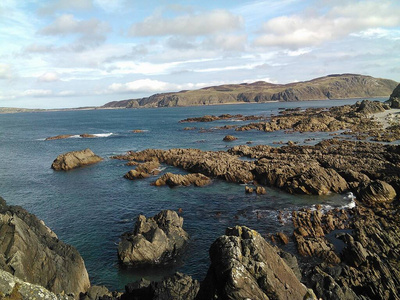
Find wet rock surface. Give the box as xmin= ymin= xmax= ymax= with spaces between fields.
xmin=118 ymin=210 xmax=189 ymax=266
xmin=51 ymin=149 xmax=103 ymax=171
xmin=0 ymin=197 xmax=90 ymax=297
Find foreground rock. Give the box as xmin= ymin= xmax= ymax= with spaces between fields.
xmin=388 ymin=83 xmax=400 ymax=108
xmin=51 ymin=149 xmax=103 ymax=171
xmin=0 ymin=269 xmax=73 ymax=299
xmin=197 ymin=226 xmax=308 ymax=299
xmin=0 ymin=197 xmax=90 ymax=297
xmin=153 ymin=172 xmax=211 ymax=187
xmin=118 ymin=210 xmax=189 ymax=266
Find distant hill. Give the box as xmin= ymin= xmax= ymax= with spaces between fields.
xmin=102 ymin=74 xmax=398 ymax=108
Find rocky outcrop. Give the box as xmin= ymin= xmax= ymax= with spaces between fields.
xmin=222 ymin=135 xmax=238 ymax=141
xmin=118 ymin=210 xmax=189 ymax=266
xmin=197 ymin=226 xmax=308 ymax=300
xmin=114 ymin=148 xmax=255 ymax=184
xmin=122 ymin=273 xmax=200 ymax=300
xmin=388 ymin=83 xmax=400 ymax=108
xmin=179 ymin=114 xmax=266 ymax=123
xmin=102 ymin=74 xmax=397 ymax=108
xmin=0 ymin=197 xmax=90 ymax=297
xmin=46 ymin=134 xmax=74 ymax=140
xmin=356 ymin=180 xmax=397 ymax=206
xmin=0 ymin=269 xmax=73 ymax=300
xmin=51 ymin=149 xmax=103 ymax=171
xmin=124 ymin=161 xmax=160 ymax=180
xmin=235 ymin=100 xmax=393 ymax=141
xmin=153 ymin=172 xmax=211 ymax=187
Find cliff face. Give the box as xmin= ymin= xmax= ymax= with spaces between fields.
xmin=103 ymin=74 xmax=398 ymax=108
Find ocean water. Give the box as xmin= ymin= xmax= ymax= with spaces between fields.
xmin=0 ymin=99 xmax=376 ymax=290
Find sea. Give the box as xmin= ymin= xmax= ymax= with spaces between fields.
xmin=0 ymin=98 xmax=381 ymax=291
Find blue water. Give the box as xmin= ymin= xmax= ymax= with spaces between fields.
xmin=0 ymin=99 xmax=376 ymax=290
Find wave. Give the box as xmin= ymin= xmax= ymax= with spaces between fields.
xmin=310 ymin=192 xmax=356 ymax=212
xmin=92 ymin=133 xmax=113 ymax=137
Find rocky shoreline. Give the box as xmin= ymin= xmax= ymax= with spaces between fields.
xmin=1 ymin=86 xmax=400 ymax=299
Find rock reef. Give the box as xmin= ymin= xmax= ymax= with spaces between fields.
xmin=0 ymin=197 xmax=90 ymax=297
xmin=51 ymin=149 xmax=103 ymax=171
xmin=118 ymin=210 xmax=189 ymax=266
xmin=153 ymin=172 xmax=211 ymax=187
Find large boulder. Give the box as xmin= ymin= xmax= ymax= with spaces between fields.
xmin=357 ymin=180 xmax=397 ymax=206
xmin=0 ymin=197 xmax=90 ymax=297
xmin=197 ymin=226 xmax=308 ymax=300
xmin=388 ymin=84 xmax=400 ymax=108
xmin=51 ymin=149 xmax=103 ymax=171
xmin=118 ymin=210 xmax=189 ymax=266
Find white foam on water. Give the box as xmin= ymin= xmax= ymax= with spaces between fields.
xmin=92 ymin=133 xmax=113 ymax=137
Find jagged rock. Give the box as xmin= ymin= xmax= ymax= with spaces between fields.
xmin=356 ymin=180 xmax=397 ymax=206
xmin=51 ymin=149 xmax=103 ymax=171
xmin=0 ymin=269 xmax=73 ymax=300
xmin=0 ymin=197 xmax=90 ymax=297
xmin=197 ymin=226 xmax=308 ymax=300
xmin=118 ymin=210 xmax=189 ymax=266
xmin=356 ymin=99 xmax=387 ymax=114
xmin=277 ymin=232 xmax=289 ymax=244
xmin=122 ymin=273 xmax=199 ymax=300
xmin=222 ymin=135 xmax=238 ymax=141
xmin=124 ymin=161 xmax=160 ymax=180
xmin=79 ymin=286 xmax=116 ymax=300
xmin=153 ymin=172 xmax=210 ymax=187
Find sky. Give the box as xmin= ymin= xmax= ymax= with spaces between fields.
xmin=0 ymin=0 xmax=399 ymax=109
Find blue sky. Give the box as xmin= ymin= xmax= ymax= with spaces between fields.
xmin=1 ymin=0 xmax=399 ymax=108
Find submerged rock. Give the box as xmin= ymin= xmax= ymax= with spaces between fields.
xmin=198 ymin=226 xmax=307 ymax=300
xmin=45 ymin=134 xmax=73 ymax=140
xmin=51 ymin=149 xmax=103 ymax=171
xmin=0 ymin=197 xmax=90 ymax=297
xmin=118 ymin=210 xmax=189 ymax=266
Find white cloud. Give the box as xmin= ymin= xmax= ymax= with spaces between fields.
xmin=38 ymin=72 xmax=60 ymax=82
xmin=254 ymin=0 xmax=400 ymax=49
xmin=129 ymin=9 xmax=243 ymax=36
xmin=0 ymin=63 xmax=14 ymax=79
xmin=108 ymin=79 xmax=176 ymax=93
xmin=40 ymin=14 xmax=110 ymax=36
xmin=38 ymin=0 xmax=93 ymax=15
xmin=21 ymin=89 xmax=53 ymax=97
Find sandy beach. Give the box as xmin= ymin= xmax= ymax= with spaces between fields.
xmin=372 ymin=108 xmax=400 ymax=128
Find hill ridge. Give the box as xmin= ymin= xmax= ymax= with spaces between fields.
xmin=102 ymin=74 xmax=398 ymax=109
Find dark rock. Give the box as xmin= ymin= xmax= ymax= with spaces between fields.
xmin=121 ymin=273 xmax=199 ymax=300
xmin=51 ymin=149 xmax=103 ymax=171
xmin=197 ymin=226 xmax=308 ymax=300
xmin=388 ymin=84 xmax=400 ymax=108
xmin=80 ymin=286 xmax=115 ymax=300
xmin=356 ymin=100 xmax=387 ymax=114
xmin=0 ymin=197 xmax=90 ymax=296
xmin=118 ymin=210 xmax=189 ymax=266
